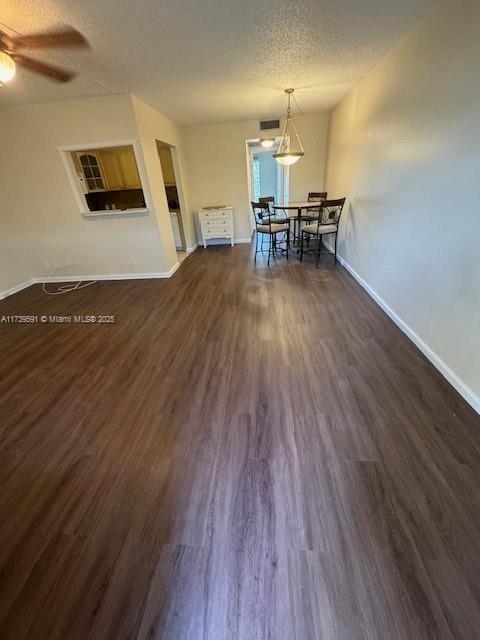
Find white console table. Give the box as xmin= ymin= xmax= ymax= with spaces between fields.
xmin=198 ymin=206 xmax=234 ymax=248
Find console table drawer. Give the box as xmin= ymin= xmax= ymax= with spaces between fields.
xmin=204 ymin=221 xmax=232 ymax=231
xmin=203 ymin=211 xmax=230 ymax=221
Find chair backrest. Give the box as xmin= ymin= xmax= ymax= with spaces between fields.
xmin=308 ymin=191 xmax=327 ymax=203
xmin=251 ymin=201 xmax=272 ymax=226
xmin=319 ymin=198 xmax=346 ymax=226
xmin=307 ymin=192 xmax=327 ymax=217
xmin=259 ymin=196 xmax=275 ymax=214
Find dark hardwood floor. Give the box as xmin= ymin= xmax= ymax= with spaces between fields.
xmin=0 ymin=245 xmax=479 ymax=639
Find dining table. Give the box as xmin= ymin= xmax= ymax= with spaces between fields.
xmin=272 ymin=201 xmax=321 ymax=245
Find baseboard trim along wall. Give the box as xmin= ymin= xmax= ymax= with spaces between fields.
xmin=1 ymin=240 xmax=252 ymax=300
xmin=323 ymin=240 xmax=480 ymax=416
xmin=0 ymin=278 xmax=35 ymax=301
xmin=0 ymin=263 xmax=182 ymax=300
xmin=39 ymin=262 xmax=181 ymax=283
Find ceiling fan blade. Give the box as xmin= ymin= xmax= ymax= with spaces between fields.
xmin=0 ymin=31 xmax=11 ymax=49
xmin=12 ymin=54 xmax=76 ymax=83
xmin=10 ymin=27 xmax=89 ymax=50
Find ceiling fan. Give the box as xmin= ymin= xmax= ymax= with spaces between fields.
xmin=0 ymin=26 xmax=89 ymax=86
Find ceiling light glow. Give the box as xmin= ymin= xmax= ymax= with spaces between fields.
xmin=260 ymin=138 xmax=275 ymax=148
xmin=0 ymin=51 xmax=16 ymax=85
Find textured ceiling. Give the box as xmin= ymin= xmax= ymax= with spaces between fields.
xmin=0 ymin=0 xmax=432 ymax=124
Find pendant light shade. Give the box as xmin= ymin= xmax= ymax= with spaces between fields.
xmin=274 ymin=152 xmax=303 ymax=166
xmin=273 ymin=88 xmax=304 ymax=165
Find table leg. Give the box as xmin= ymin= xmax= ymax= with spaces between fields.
xmin=296 ymin=208 xmax=302 ymax=253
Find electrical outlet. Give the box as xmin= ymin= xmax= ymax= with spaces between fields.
xmin=130 ymin=257 xmax=136 ymax=267
xmin=44 ymin=260 xmax=51 ymax=271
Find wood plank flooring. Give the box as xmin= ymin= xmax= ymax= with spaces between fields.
xmin=0 ymin=245 xmax=479 ymax=639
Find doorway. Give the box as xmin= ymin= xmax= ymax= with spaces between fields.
xmin=156 ymin=141 xmax=187 ymax=259
xmin=246 ymin=138 xmax=289 ymax=231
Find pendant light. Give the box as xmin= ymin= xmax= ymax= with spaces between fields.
xmin=273 ymin=88 xmax=304 ymax=166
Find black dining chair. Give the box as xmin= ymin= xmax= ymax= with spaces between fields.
xmin=259 ymin=195 xmax=275 ymax=210
xmin=290 ymin=192 xmax=328 ymax=242
xmin=305 ymin=192 xmax=328 ymax=224
xmin=301 ymin=191 xmax=328 ymax=246
xmin=308 ymin=191 xmax=328 ymax=202
xmin=300 ymin=197 xmax=346 ymax=266
xmin=251 ymin=201 xmax=290 ymax=266
xmin=307 ymin=191 xmax=328 ymax=215
xmin=259 ymin=195 xmax=290 ymax=225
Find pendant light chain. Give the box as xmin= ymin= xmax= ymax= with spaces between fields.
xmin=279 ymin=94 xmax=290 ymax=154
xmin=289 ymin=100 xmax=305 ymax=154
xmin=274 ymin=88 xmax=305 ymax=165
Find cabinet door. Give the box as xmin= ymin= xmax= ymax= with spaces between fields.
xmin=117 ymin=149 xmax=141 ymax=189
xmin=75 ymin=152 xmax=105 ymax=192
xmin=99 ymin=150 xmax=124 ymax=190
xmin=158 ymin=147 xmax=176 ymax=186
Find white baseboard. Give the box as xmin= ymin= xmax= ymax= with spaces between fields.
xmin=186 ymin=243 xmax=198 ymax=254
xmin=0 ymin=264 xmax=182 ymax=299
xmin=38 ymin=263 xmax=180 ymax=284
xmin=0 ymin=278 xmax=35 ymax=300
xmin=325 ymin=241 xmax=480 ymax=416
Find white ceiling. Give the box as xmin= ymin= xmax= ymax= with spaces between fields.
xmin=0 ymin=0 xmax=432 ymax=125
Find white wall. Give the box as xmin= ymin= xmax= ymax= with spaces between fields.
xmin=326 ymin=0 xmax=480 ymax=412
xmin=0 ymin=94 xmax=184 ymax=295
xmin=131 ymin=96 xmax=195 ymax=255
xmin=289 ymin=112 xmax=330 ymax=201
xmin=182 ymin=112 xmax=330 ymax=241
xmin=0 ymin=198 xmax=33 ymax=295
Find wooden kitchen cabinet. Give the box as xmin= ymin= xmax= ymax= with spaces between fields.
xmin=158 ymin=147 xmax=176 ymax=186
xmin=73 ymin=146 xmax=142 ymax=193
xmin=98 ymin=150 xmax=124 ymax=190
xmin=74 ymin=152 xmax=106 ymax=192
xmin=117 ymin=148 xmax=141 ymax=188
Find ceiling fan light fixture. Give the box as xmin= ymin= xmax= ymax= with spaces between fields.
xmin=260 ymin=138 xmax=275 ymax=148
xmin=273 ymin=88 xmax=305 ymax=166
xmin=0 ymin=51 xmax=16 ymax=85
xmin=0 ymin=26 xmax=89 ymax=85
